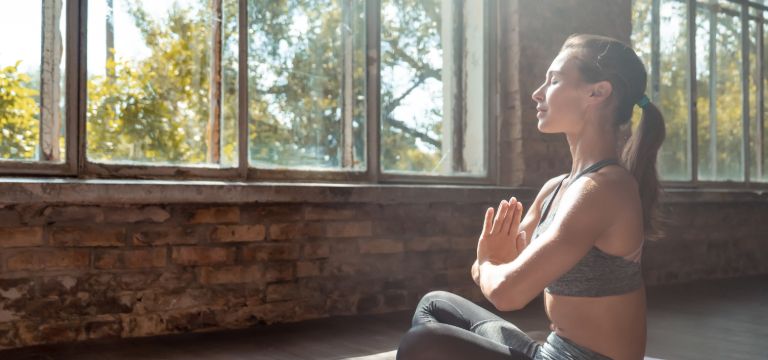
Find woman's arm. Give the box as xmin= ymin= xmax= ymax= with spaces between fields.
xmin=477 ymin=175 xmax=623 ymax=311
xmin=471 ymin=174 xmax=565 ymax=286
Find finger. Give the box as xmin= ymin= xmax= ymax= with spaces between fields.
xmin=516 ymin=230 xmax=527 ymax=253
xmin=491 ymin=200 xmax=509 ymax=235
xmin=502 ymin=197 xmax=518 ymax=235
xmin=508 ymin=201 xmax=523 ymax=236
xmin=481 ymin=207 xmax=494 ymax=237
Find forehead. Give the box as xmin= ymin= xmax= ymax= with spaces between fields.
xmin=547 ymin=51 xmax=578 ymax=76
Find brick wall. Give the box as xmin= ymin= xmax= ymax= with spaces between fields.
xmin=2 ymin=0 xmax=767 ymax=351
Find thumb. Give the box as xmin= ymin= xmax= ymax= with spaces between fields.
xmin=516 ymin=230 xmax=527 ymax=253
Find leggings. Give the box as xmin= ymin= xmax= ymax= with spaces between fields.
xmin=396 ymin=291 xmax=612 ymax=360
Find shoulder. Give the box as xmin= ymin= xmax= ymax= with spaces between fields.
xmin=529 ymin=173 xmax=568 ymax=212
xmin=560 ymin=165 xmax=638 ymax=222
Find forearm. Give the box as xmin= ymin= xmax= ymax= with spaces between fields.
xmin=478 ymin=261 xmax=521 ymax=311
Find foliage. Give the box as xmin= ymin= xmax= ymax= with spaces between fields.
xmin=0 ymin=63 xmax=39 ymax=159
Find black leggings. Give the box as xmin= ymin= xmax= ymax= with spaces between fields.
xmin=396 ymin=290 xmax=540 ymax=360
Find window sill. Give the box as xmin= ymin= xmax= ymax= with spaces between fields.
xmin=0 ymin=178 xmax=532 ymax=205
xmin=0 ymin=178 xmax=766 ymax=205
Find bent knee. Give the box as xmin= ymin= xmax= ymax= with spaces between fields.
xmin=397 ymin=324 xmax=449 ymax=360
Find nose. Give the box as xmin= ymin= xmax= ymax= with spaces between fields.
xmin=532 ymin=83 xmax=545 ymax=103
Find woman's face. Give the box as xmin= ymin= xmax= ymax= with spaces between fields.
xmin=531 ymin=51 xmax=592 ymax=134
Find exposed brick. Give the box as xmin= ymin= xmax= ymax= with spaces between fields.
xmin=406 ymin=236 xmax=453 ymax=252
xmin=104 ymin=207 xmax=170 ymax=223
xmin=211 ymin=225 xmax=266 ymax=243
xmin=132 ymin=227 xmax=202 ymax=246
xmin=7 ymin=249 xmax=90 ymax=271
xmin=94 ymin=248 xmax=167 ymax=269
xmin=241 ymin=205 xmax=304 ymax=223
xmin=85 ymin=319 xmax=122 ymax=340
xmin=0 ymin=227 xmax=43 ymax=248
xmin=265 ymin=262 xmax=295 ymax=282
xmin=171 ymin=247 xmax=235 ymax=266
xmin=51 ymin=228 xmax=125 ymax=247
xmin=43 ymin=206 xmax=105 ymax=223
xmin=359 ymin=238 xmax=404 ymax=254
xmin=304 ymin=205 xmax=362 ymax=220
xmin=269 ymin=223 xmax=324 ymax=240
xmin=296 ymin=260 xmax=323 ymax=278
xmin=325 ymin=221 xmax=372 ymax=238
xmin=242 ymin=243 xmax=300 ymax=262
xmin=302 ymin=242 xmax=330 ymax=259
xmin=266 ymin=283 xmax=299 ymax=302
xmin=197 ymin=265 xmax=264 ymax=285
xmin=188 ymin=207 xmax=240 ymax=224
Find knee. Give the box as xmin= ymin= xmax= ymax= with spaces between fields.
xmin=417 ymin=290 xmax=456 ymax=308
xmin=397 ymin=324 xmax=445 ymax=360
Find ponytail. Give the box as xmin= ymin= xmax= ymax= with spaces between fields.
xmin=622 ymin=102 xmax=666 ymax=240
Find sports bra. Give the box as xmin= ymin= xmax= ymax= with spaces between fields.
xmin=531 ymin=159 xmax=644 ymax=297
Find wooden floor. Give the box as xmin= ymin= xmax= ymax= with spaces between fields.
xmin=2 ymin=275 xmax=766 ymax=360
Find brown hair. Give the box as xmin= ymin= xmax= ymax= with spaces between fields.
xmin=560 ymin=34 xmax=666 ymax=240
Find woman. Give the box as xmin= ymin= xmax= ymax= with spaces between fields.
xmin=397 ymin=34 xmax=665 ymax=360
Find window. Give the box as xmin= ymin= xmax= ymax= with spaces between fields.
xmin=0 ymin=0 xmax=67 ymax=164
xmin=0 ymin=0 xmax=494 ymax=183
xmin=632 ymin=0 xmax=768 ymax=184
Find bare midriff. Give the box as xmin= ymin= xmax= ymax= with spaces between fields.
xmin=544 ymin=287 xmax=647 ymax=360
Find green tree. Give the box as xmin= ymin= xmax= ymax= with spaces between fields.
xmin=0 ymin=63 xmax=39 ymax=159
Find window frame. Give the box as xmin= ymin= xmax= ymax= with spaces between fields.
xmin=644 ymin=0 xmax=768 ymax=189
xmin=0 ymin=0 xmax=498 ymax=185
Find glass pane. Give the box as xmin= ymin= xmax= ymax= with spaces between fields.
xmin=0 ymin=0 xmax=66 ymax=162
xmin=697 ymin=2 xmax=744 ymax=181
xmin=763 ymin=10 xmax=768 ymax=182
xmin=381 ymin=0 xmax=487 ymax=176
xmin=657 ymin=0 xmax=690 ymax=181
xmin=247 ymin=0 xmax=366 ymax=170
xmin=87 ymin=0 xmax=238 ymax=166
xmin=748 ymin=12 xmax=759 ymax=181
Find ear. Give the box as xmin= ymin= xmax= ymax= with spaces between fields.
xmin=587 ymin=80 xmax=613 ymax=104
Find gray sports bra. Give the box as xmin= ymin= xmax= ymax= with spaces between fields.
xmin=532 ymin=159 xmax=643 ymax=297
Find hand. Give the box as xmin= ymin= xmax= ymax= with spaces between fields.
xmin=476 ymin=197 xmax=529 ymax=265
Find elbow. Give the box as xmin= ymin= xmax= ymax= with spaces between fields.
xmin=485 ymin=282 xmax=525 ymax=312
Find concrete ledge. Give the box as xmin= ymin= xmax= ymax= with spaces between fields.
xmin=0 ymin=178 xmax=766 ymax=205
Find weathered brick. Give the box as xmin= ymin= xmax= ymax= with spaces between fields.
xmin=296 ymin=260 xmax=324 ymax=278
xmin=406 ymin=236 xmax=452 ymax=252
xmin=325 ymin=221 xmax=372 ymax=238
xmin=265 ymin=262 xmax=295 ymax=282
xmin=171 ymin=246 xmax=235 ymax=266
xmin=302 ymin=242 xmax=330 ymax=259
xmin=51 ymin=228 xmax=125 ymax=247
xmin=304 ymin=205 xmax=362 ymax=220
xmin=94 ymin=248 xmax=167 ymax=269
xmin=211 ymin=225 xmax=266 ymax=243
xmin=7 ymin=249 xmax=89 ymax=271
xmin=241 ymin=205 xmax=304 ymax=223
xmin=43 ymin=206 xmax=105 ymax=223
xmin=266 ymin=283 xmax=299 ymax=302
xmin=269 ymin=223 xmax=324 ymax=240
xmin=85 ymin=318 xmax=122 ymax=340
xmin=197 ymin=265 xmax=264 ymax=285
xmin=242 ymin=243 xmax=300 ymax=262
xmin=359 ymin=238 xmax=404 ymax=254
xmin=188 ymin=207 xmax=240 ymax=224
xmin=104 ymin=206 xmax=170 ymax=223
xmin=132 ymin=227 xmax=201 ymax=246
xmin=0 ymin=227 xmax=43 ymax=248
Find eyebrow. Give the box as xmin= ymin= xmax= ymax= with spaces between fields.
xmin=546 ymin=70 xmax=563 ymax=77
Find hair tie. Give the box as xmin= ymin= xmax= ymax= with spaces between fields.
xmin=636 ymin=95 xmax=651 ymax=109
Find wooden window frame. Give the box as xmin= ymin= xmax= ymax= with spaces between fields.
xmin=645 ymin=0 xmax=768 ymax=189
xmin=0 ymin=0 xmax=499 ymax=186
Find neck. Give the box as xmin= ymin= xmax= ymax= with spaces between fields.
xmin=565 ymin=117 xmax=620 ymax=179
